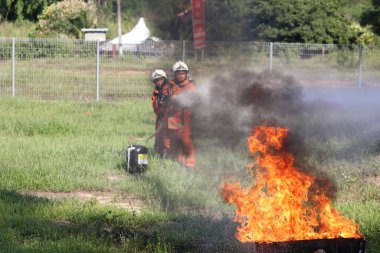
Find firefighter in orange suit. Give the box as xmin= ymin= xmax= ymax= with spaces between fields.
xmin=163 ymin=61 xmax=196 ymax=168
xmin=151 ymin=69 xmax=170 ymax=157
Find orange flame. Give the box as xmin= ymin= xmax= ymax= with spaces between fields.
xmin=222 ymin=126 xmax=363 ymax=243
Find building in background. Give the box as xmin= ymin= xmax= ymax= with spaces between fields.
xmin=81 ymin=28 xmax=109 ymax=41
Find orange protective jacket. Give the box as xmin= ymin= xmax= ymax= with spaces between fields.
xmin=166 ymin=79 xmax=196 ymax=129
xmin=151 ymin=82 xmax=170 ymax=116
xmin=151 ymin=82 xmax=170 ymax=156
xmin=163 ymin=78 xmax=196 ymax=167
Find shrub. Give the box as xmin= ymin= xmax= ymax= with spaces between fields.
xmin=35 ymin=0 xmax=97 ymax=39
xmin=350 ymin=22 xmax=376 ymax=45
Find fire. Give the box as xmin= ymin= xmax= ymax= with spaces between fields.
xmin=222 ymin=126 xmax=363 ymax=243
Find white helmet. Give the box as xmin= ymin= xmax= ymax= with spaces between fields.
xmin=172 ymin=61 xmax=189 ymax=73
xmin=151 ymin=69 xmax=167 ymax=82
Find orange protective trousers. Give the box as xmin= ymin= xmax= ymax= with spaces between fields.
xmin=163 ymin=126 xmax=195 ymax=168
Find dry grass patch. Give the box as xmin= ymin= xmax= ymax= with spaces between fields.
xmin=366 ymin=175 xmax=380 ymax=187
xmin=24 ymin=190 xmax=145 ymax=213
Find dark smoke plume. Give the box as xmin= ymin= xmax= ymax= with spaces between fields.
xmin=184 ymin=69 xmax=380 ymax=162
xmin=190 ymin=70 xmax=304 ymax=147
xmin=176 ymin=68 xmax=380 ymax=186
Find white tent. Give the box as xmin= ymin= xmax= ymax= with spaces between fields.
xmin=101 ymin=17 xmax=160 ymax=54
xmin=100 ymin=17 xmax=175 ymax=56
xmin=108 ymin=17 xmax=159 ymax=45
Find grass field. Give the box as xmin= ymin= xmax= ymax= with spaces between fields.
xmin=0 ymin=97 xmax=379 ymax=253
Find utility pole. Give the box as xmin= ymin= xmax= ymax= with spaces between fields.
xmin=117 ymin=0 xmax=123 ymax=55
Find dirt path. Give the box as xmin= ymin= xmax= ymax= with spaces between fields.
xmin=24 ymin=190 xmax=144 ymax=213
xmin=24 ymin=174 xmax=145 ymax=213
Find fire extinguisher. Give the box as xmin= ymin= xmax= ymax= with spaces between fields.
xmin=126 ymin=145 xmax=148 ymax=173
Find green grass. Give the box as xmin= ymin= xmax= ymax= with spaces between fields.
xmin=0 ymin=97 xmax=379 ymax=252
xmin=0 ymin=21 xmax=36 ymax=37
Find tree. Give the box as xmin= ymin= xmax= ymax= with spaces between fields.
xmin=204 ymin=0 xmax=249 ymax=41
xmin=244 ymin=0 xmax=352 ymax=43
xmin=350 ymin=22 xmax=375 ymax=44
xmin=95 ymin=0 xmax=146 ymax=39
xmin=141 ymin=0 xmax=356 ymax=43
xmin=143 ymin=0 xmax=192 ymax=40
xmin=142 ymin=0 xmax=248 ymax=41
xmin=35 ymin=0 xmax=97 ymax=39
xmin=373 ymin=0 xmax=380 ymax=34
xmin=0 ymin=0 xmax=58 ymax=21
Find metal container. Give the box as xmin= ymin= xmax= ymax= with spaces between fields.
xmin=244 ymin=237 xmax=366 ymax=253
xmin=126 ymin=145 xmax=148 ymax=173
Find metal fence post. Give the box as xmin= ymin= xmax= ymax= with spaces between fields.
xmin=358 ymin=44 xmax=363 ymax=88
xmin=96 ymin=40 xmax=100 ymax=101
xmin=182 ymin=40 xmax=186 ymax=62
xmin=269 ymin=42 xmax=273 ymax=74
xmin=12 ymin=38 xmax=15 ymax=97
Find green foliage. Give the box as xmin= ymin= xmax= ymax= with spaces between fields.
xmin=35 ymin=0 xmax=97 ymax=39
xmin=95 ymin=0 xmax=146 ymax=39
xmin=204 ymin=0 xmax=248 ymax=41
xmin=244 ymin=0 xmax=352 ymax=43
xmin=350 ymin=22 xmax=376 ymax=44
xmin=336 ymin=46 xmax=359 ymax=67
xmin=341 ymin=0 xmax=374 ymax=21
xmin=1 ymin=0 xmax=379 ymax=44
xmin=142 ymin=0 xmax=192 ymax=40
xmin=0 ymin=20 xmax=36 ymax=37
xmin=0 ymin=0 xmax=58 ymax=22
xmin=369 ymin=0 xmax=380 ymax=34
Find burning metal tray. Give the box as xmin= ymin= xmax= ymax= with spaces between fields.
xmin=246 ymin=237 xmax=365 ymax=253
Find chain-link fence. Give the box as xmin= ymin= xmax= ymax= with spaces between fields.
xmin=0 ymin=38 xmax=379 ymax=101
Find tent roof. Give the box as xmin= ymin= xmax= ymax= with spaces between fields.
xmin=109 ymin=17 xmax=158 ymax=45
